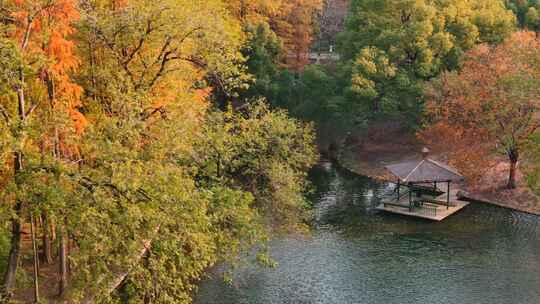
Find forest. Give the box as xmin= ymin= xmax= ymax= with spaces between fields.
xmin=0 ymin=0 xmax=539 ymax=303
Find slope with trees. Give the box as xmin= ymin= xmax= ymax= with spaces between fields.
xmin=1 ymin=0 xmax=539 ymax=303
xmin=227 ymin=0 xmax=322 ymax=71
xmin=0 ymin=0 xmax=318 ymax=303
xmin=507 ymin=0 xmax=540 ymax=32
xmin=337 ymin=0 xmax=517 ymax=122
xmin=420 ymin=31 xmax=540 ymax=189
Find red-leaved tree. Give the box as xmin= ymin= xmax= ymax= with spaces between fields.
xmin=420 ymin=31 xmax=540 ymax=189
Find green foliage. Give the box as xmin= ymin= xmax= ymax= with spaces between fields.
xmin=243 ymin=0 xmax=519 ymax=131
xmin=525 ymin=6 xmax=540 ymax=31
xmin=0 ymin=227 xmax=8 ymax=277
xmin=241 ymin=22 xmax=282 ymax=100
xmin=507 ymin=0 xmax=540 ymax=31
xmin=0 ymin=0 xmax=319 ymax=302
xmin=69 ymin=100 xmax=317 ymax=303
xmin=337 ymin=0 xmax=517 ymax=121
xmin=525 ymin=132 xmax=540 ymax=194
xmin=238 ymin=21 xmax=349 ymax=125
xmin=67 ymin=1 xmax=285 ymax=300
xmin=270 ymin=66 xmax=347 ymax=123
xmin=58 ymin=3 xmax=318 ymax=301
xmin=194 ymin=102 xmax=319 ymax=231
xmin=0 ymin=39 xmax=22 ymax=94
xmin=290 ymin=65 xmax=344 ymax=122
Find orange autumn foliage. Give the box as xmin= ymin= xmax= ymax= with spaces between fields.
xmin=194 ymin=87 xmax=213 ymax=103
xmin=420 ymin=31 xmax=540 ymax=188
xmin=272 ymin=0 xmax=322 ymax=70
xmin=11 ymin=0 xmax=86 ymax=135
xmin=227 ymin=0 xmax=283 ymax=25
xmin=227 ymin=0 xmax=322 ymax=70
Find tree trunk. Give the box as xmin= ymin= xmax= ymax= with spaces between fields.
xmin=2 ymin=148 xmax=25 ymax=298
xmin=42 ymin=213 xmax=53 ymax=264
xmin=58 ymin=225 xmax=68 ymax=297
xmin=507 ymin=147 xmax=519 ymax=189
xmin=78 ymin=234 xmax=157 ymax=304
xmin=2 ymin=18 xmax=31 ymax=301
xmin=373 ymin=99 xmax=379 ymax=113
xmin=508 ymin=159 xmax=518 ymax=189
xmin=1 ymin=202 xmax=22 ymax=299
xmin=373 ymin=95 xmax=382 ymax=113
xmin=31 ymin=216 xmax=40 ymax=303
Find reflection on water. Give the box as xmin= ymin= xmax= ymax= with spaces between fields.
xmin=195 ymin=160 xmax=540 ymax=304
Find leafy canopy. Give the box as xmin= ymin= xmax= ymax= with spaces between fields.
xmin=419 ymin=31 xmax=540 ymax=188
xmin=338 ymin=0 xmax=517 ymax=120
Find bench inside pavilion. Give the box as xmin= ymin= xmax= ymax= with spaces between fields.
xmin=376 ymin=148 xmax=469 ymax=221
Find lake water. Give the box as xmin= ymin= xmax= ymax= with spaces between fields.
xmin=195 ymin=160 xmax=540 ymax=304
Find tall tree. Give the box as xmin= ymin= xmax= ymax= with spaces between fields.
xmin=60 ymin=0 xmax=318 ymax=302
xmin=506 ymin=0 xmax=540 ymax=32
xmin=0 ymin=0 xmax=82 ymax=299
xmin=227 ymin=0 xmax=322 ymax=71
xmin=420 ymin=31 xmax=540 ymax=189
xmin=68 ymin=0 xmax=248 ymax=300
xmin=241 ymin=22 xmax=282 ymax=100
xmin=0 ymin=0 xmax=319 ymax=302
xmin=338 ymin=0 xmax=517 ymax=120
xmin=273 ymin=0 xmax=323 ymax=70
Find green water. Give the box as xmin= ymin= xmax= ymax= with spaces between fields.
xmin=195 ymin=160 xmax=540 ymax=304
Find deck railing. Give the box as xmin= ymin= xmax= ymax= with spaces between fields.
xmin=415 ymin=204 xmax=437 ymax=217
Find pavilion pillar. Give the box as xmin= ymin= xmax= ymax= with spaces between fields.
xmin=447 ymin=181 xmax=450 ymax=210
xmin=396 ymin=180 xmax=400 ymax=201
xmin=409 ymin=186 xmax=413 ymax=212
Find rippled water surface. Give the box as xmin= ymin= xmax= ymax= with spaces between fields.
xmin=195 ymin=161 xmax=540 ymax=304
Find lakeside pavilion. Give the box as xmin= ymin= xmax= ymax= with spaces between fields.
xmin=376 ymin=148 xmax=469 ymax=221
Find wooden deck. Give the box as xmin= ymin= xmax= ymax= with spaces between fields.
xmin=376 ymin=189 xmax=469 ymax=221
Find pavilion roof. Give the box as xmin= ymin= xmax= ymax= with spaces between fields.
xmin=384 ymin=158 xmax=464 ymax=183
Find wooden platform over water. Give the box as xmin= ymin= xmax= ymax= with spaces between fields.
xmin=376 ymin=189 xmax=469 ymax=221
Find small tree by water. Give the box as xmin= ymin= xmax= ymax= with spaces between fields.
xmin=420 ymin=31 xmax=540 ymax=189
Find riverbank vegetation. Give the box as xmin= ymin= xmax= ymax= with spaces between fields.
xmin=237 ymin=0 xmax=539 ymax=211
xmin=0 ymin=0 xmax=319 ymax=302
xmin=1 ymin=0 xmax=539 ymax=303
xmin=284 ymin=1 xmax=538 ymax=196
xmin=420 ymin=31 xmax=540 ymax=189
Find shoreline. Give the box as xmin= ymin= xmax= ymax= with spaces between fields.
xmin=325 ymin=137 xmax=540 ymax=217
xmin=458 ymin=193 xmax=540 ymax=217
